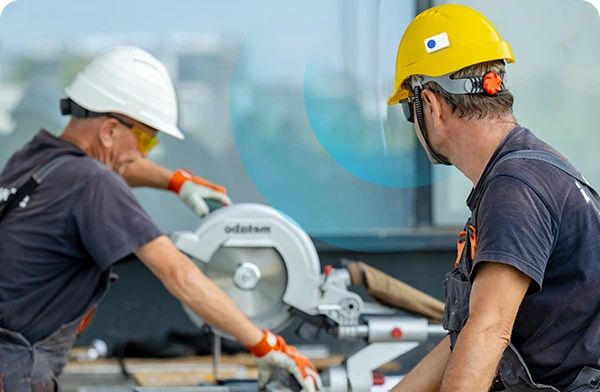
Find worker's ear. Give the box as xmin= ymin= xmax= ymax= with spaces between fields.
xmin=421 ymin=89 xmax=444 ymax=129
xmin=98 ymin=118 xmax=119 ymax=149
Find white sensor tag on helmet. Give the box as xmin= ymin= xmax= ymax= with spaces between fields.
xmin=424 ymin=32 xmax=450 ymax=54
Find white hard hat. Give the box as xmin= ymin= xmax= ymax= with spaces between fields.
xmin=65 ymin=46 xmax=184 ymax=140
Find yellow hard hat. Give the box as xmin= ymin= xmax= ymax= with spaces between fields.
xmin=388 ymin=4 xmax=515 ymax=105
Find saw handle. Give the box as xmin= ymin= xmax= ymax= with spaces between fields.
xmin=264 ymin=367 xmax=304 ymax=392
xmin=205 ymin=198 xmax=227 ymax=213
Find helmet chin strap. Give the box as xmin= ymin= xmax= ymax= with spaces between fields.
xmin=411 ymin=82 xmax=452 ymax=166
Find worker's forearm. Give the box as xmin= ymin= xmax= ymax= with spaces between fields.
xmin=136 ymin=237 xmax=263 ymax=347
xmin=122 ymin=158 xmax=174 ymax=189
xmin=392 ymin=335 xmax=451 ymax=392
xmin=164 ymin=253 xmax=263 ymax=347
xmin=440 ymin=322 xmax=509 ymax=392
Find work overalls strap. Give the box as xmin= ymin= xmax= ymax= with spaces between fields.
xmin=443 ymin=219 xmax=476 ymax=349
xmin=442 ymin=150 xmax=600 ymax=391
xmin=0 ymin=155 xmax=77 ymax=220
xmin=496 ymin=150 xmax=600 ymax=213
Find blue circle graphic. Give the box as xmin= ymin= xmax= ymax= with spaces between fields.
xmin=427 ymin=39 xmax=436 ymax=49
xmin=229 ymin=10 xmax=458 ymax=251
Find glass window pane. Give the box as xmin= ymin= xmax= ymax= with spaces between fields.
xmin=432 ymin=0 xmax=600 ymax=227
xmin=0 ymin=0 xmax=418 ymax=250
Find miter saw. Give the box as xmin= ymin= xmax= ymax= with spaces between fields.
xmin=171 ymin=203 xmax=446 ymax=392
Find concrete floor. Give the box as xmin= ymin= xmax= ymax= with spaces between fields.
xmin=59 ymin=373 xmax=137 ymax=392
xmin=59 ymin=372 xmax=255 ymax=392
xmin=59 ymin=359 xmax=257 ymax=392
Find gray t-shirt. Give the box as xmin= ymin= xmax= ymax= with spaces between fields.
xmin=468 ymin=126 xmax=600 ymax=388
xmin=0 ymin=130 xmax=163 ymax=343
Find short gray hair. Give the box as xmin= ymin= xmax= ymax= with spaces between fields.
xmin=422 ymin=60 xmax=514 ymax=121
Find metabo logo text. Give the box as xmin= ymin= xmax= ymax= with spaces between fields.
xmin=224 ymin=224 xmax=271 ymax=234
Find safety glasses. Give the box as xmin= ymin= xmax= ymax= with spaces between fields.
xmin=400 ymin=97 xmax=415 ymax=124
xmin=129 ymin=126 xmax=158 ymax=154
xmin=105 ymin=114 xmax=158 ymax=154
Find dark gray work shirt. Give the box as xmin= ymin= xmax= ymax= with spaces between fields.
xmin=468 ymin=126 xmax=600 ymax=389
xmin=0 ymin=130 xmax=163 ymax=343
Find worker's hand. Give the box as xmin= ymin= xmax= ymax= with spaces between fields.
xmin=168 ymin=169 xmax=232 ymax=217
xmin=247 ymin=330 xmax=322 ymax=392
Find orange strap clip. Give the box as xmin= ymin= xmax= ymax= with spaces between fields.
xmin=455 ymin=225 xmax=478 ymax=267
xmin=76 ymin=307 xmax=96 ymax=336
xmin=468 ymin=224 xmax=477 ymax=261
xmin=455 ymin=231 xmax=467 ymax=268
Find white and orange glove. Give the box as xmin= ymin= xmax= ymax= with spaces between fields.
xmin=247 ymin=330 xmax=323 ymax=392
xmin=168 ymin=169 xmax=232 ymax=217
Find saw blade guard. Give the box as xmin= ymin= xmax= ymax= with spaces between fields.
xmin=172 ymin=203 xmax=323 ymax=338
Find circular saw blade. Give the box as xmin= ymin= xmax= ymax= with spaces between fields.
xmin=185 ymin=246 xmax=292 ymax=335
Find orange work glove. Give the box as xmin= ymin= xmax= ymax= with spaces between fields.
xmin=168 ymin=169 xmax=232 ymax=217
xmin=247 ymin=330 xmax=323 ymax=392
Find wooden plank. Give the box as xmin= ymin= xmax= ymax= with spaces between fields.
xmin=65 ymin=353 xmax=400 ymax=387
xmin=65 ymin=353 xmax=345 ymax=373
xmin=133 ymin=368 xmax=260 ymax=387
